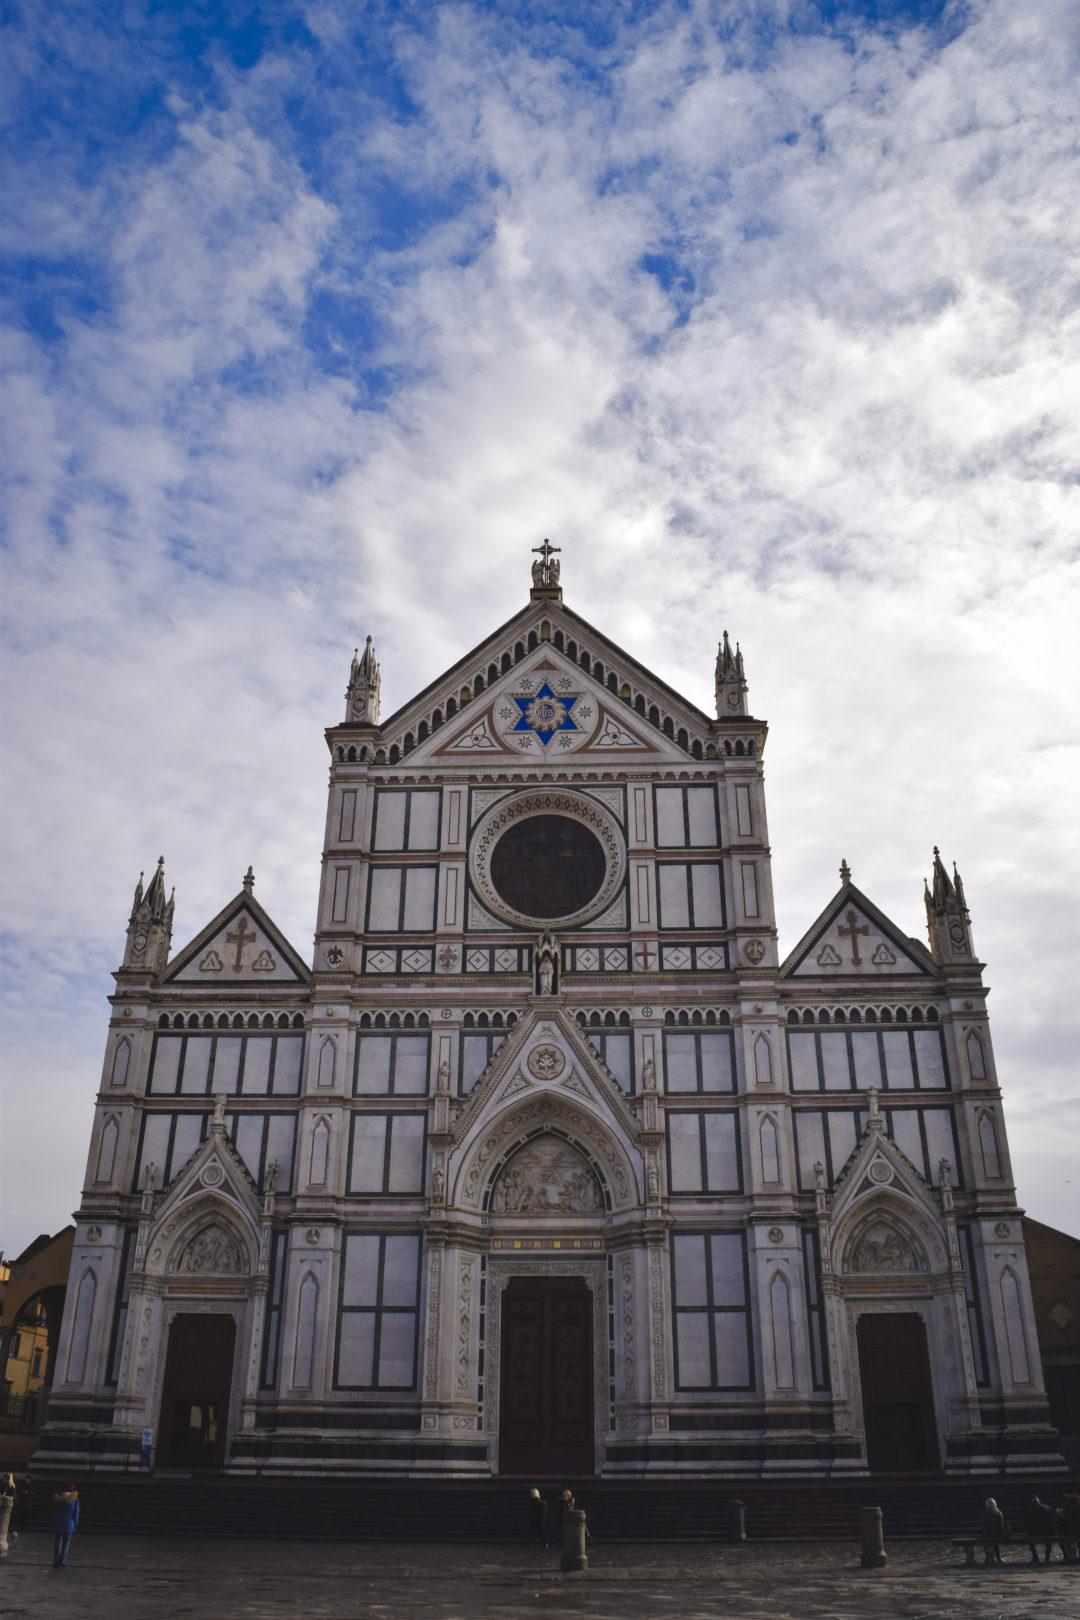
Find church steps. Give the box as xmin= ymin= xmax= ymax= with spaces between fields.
xmin=20 ymin=1473 xmax=1077 ymax=1542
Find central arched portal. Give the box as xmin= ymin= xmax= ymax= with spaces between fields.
xmin=157 ymin=1314 xmax=237 ymax=1471
xmin=499 ymin=1276 xmax=594 ymax=1477
xmin=856 ymin=1312 xmax=939 ymax=1473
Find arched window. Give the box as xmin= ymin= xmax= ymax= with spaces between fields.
xmin=309 ymin=1118 xmax=330 ymax=1185
xmin=65 ymin=1272 xmax=97 ymax=1384
xmin=293 ymin=1273 xmax=318 ymax=1389
xmin=95 ymin=1118 xmax=119 ymax=1183
xmin=760 ymin=1116 xmax=780 ymax=1183
xmin=110 ymin=1037 xmax=131 ymax=1088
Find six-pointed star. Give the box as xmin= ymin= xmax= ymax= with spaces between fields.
xmin=510 ymin=682 xmax=583 ymax=743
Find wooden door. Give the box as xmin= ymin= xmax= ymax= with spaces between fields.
xmin=157 ymin=1314 xmax=236 ymax=1471
xmin=857 ymin=1312 xmax=938 ymax=1473
xmin=499 ymin=1278 xmax=593 ymax=1477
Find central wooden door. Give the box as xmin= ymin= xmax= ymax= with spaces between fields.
xmin=499 ymin=1278 xmax=594 ymax=1477
xmin=157 ymin=1313 xmax=236 ymax=1471
xmin=857 ymin=1312 xmax=939 ymax=1473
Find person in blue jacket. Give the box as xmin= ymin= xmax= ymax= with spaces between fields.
xmin=51 ymin=1483 xmax=79 ymax=1567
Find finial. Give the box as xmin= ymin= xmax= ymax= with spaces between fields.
xmin=840 ymin=858 xmax=851 ymax=883
xmin=933 ymin=845 xmax=940 ymax=857
xmin=530 ymin=538 xmax=562 ymax=592
xmin=243 ymin=866 xmax=255 ymax=893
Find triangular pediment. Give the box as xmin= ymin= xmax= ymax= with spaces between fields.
xmin=451 ymin=1005 xmax=642 ymax=1148
xmin=165 ymin=890 xmax=311 ymax=985
xmin=405 ymin=644 xmax=696 ymax=768
xmin=146 ymin=1121 xmax=263 ymax=1247
xmin=827 ymin=1115 xmax=938 ymax=1228
xmin=352 ymin=597 xmax=734 ymax=768
xmin=781 ymin=881 xmax=935 ymax=980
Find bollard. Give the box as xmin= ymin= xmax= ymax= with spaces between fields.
xmin=729 ymin=1500 xmax=747 ymax=1543
xmin=860 ymin=1505 xmax=887 ymax=1569
xmin=0 ymin=1496 xmax=12 ymax=1559
xmin=561 ymin=1507 xmax=588 ymax=1573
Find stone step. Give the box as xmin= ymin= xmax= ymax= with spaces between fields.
xmin=20 ymin=1471 xmax=1078 ymax=1542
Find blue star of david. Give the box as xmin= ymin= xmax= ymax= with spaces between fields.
xmin=510 ymin=682 xmax=582 ymax=745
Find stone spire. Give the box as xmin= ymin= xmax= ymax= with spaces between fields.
xmin=924 ymin=847 xmax=975 ymax=964
xmin=122 ymin=855 xmax=174 ymax=975
xmin=714 ymin=630 xmax=748 ymax=717
xmin=345 ymin=635 xmax=381 ymax=724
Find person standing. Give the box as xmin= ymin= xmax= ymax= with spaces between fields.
xmin=526 ymin=1488 xmax=548 ymax=1548
xmin=51 ymin=1482 xmax=79 ymax=1568
xmin=981 ymin=1497 xmax=1009 ymax=1565
xmin=14 ymin=1475 xmax=33 ymax=1532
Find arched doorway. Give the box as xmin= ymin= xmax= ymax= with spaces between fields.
xmin=857 ymin=1312 xmax=939 ymax=1472
xmin=157 ymin=1314 xmax=237 ymax=1470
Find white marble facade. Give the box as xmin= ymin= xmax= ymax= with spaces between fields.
xmin=45 ymin=564 xmax=1061 ymax=1478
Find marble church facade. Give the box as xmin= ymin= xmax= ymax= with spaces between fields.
xmin=44 ymin=552 xmax=1061 ymax=1478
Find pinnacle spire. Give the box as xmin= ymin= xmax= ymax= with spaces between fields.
xmin=925 ymin=846 xmax=974 ymax=964
xmin=345 ymin=634 xmax=381 ymax=724
xmin=715 ymin=630 xmax=748 ymax=717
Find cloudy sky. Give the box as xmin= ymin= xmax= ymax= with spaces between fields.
xmin=2 ymin=0 xmax=1077 ymax=1256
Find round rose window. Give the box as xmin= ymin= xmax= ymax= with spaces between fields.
xmin=489 ymin=815 xmax=607 ymax=920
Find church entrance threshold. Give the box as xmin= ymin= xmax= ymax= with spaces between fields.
xmin=157 ymin=1313 xmax=236 ymax=1471
xmin=857 ymin=1312 xmax=939 ymax=1473
xmin=499 ymin=1278 xmax=594 ymax=1477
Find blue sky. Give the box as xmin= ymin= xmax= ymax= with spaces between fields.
xmin=2 ymin=0 xmax=1078 ymax=1252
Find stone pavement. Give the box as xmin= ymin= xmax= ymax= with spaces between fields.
xmin=1 ymin=1534 xmax=1079 ymax=1619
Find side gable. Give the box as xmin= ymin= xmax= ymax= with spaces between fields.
xmin=781 ymin=879 xmax=936 ymax=981
xmin=164 ymin=886 xmax=312 ymax=985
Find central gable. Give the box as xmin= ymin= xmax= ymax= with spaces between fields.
xmin=405 ymin=644 xmax=693 ymax=768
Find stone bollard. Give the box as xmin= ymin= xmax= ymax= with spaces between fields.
xmin=860 ymin=1505 xmax=887 ymax=1569
xmin=729 ymin=1500 xmax=747 ymax=1543
xmin=0 ymin=1496 xmax=12 ymax=1559
xmin=561 ymin=1507 xmax=588 ymax=1573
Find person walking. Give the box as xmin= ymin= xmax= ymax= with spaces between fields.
xmin=1023 ymin=1495 xmax=1058 ymax=1563
xmin=526 ymin=1487 xmax=548 ymax=1548
xmin=51 ymin=1482 xmax=79 ymax=1568
xmin=981 ymin=1497 xmax=1009 ymax=1565
xmin=14 ymin=1475 xmax=33 ymax=1532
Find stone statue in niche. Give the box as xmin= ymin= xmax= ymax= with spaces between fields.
xmin=490 ymin=1135 xmax=603 ymax=1214
xmin=178 ymin=1225 xmax=243 ymax=1275
xmin=847 ymin=1222 xmax=921 ymax=1274
xmin=536 ymin=928 xmax=560 ymax=996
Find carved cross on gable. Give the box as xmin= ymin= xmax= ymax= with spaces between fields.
xmin=226 ymin=914 xmax=257 ymax=972
xmin=837 ymin=908 xmax=869 ymax=967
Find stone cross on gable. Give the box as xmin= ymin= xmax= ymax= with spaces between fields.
xmin=837 ymin=908 xmax=869 ymax=967
xmin=226 ymin=914 xmax=257 ymax=972
xmin=531 ymin=538 xmax=561 ymax=587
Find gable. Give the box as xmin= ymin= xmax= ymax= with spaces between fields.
xmin=405 ymin=645 xmax=695 ymax=769
xmin=782 ymin=884 xmax=934 ymax=980
xmin=165 ymin=894 xmax=311 ymax=985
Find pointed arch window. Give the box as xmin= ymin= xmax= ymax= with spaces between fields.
xmin=110 ymin=1037 xmax=131 ymax=1088
xmin=95 ymin=1117 xmax=119 ymax=1184
xmin=769 ymin=1272 xmax=795 ymax=1390
xmin=65 ymin=1271 xmax=97 ymax=1384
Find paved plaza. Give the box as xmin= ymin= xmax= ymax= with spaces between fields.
xmin=2 ymin=1534 xmax=1079 ymax=1620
